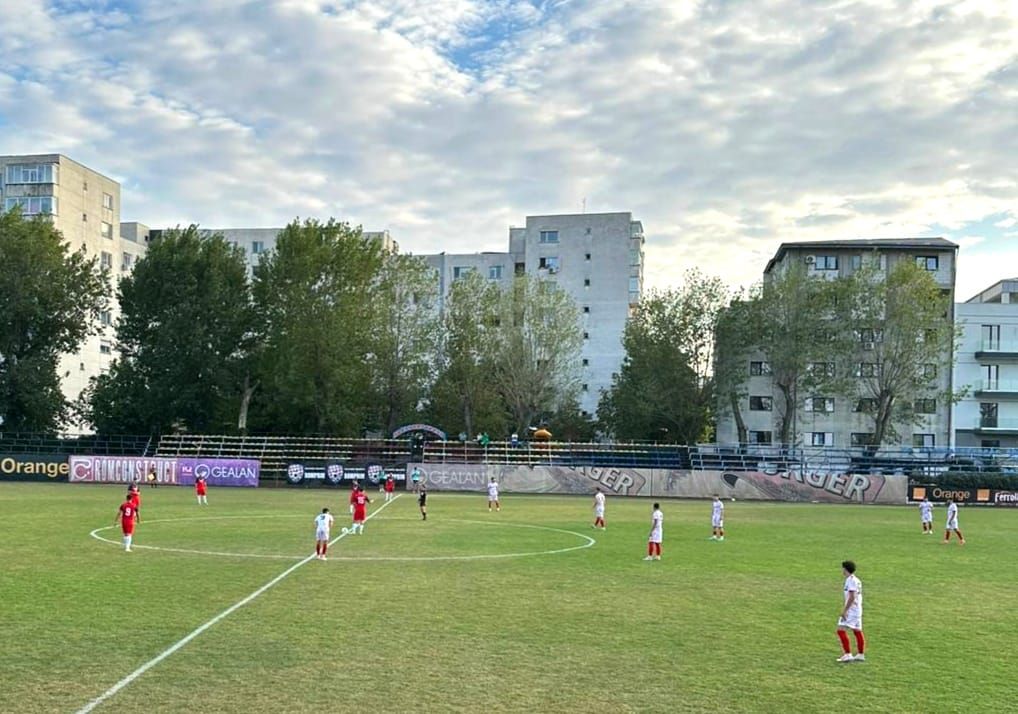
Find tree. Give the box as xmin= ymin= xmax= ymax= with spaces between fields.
xmin=85 ymin=226 xmax=255 ymax=433
xmin=250 ymin=219 xmax=383 ymax=434
xmin=836 ymin=259 xmax=960 ymax=446
xmin=598 ymin=271 xmax=729 ymax=444
xmin=713 ymin=295 xmax=756 ymax=444
xmin=426 ymin=271 xmax=507 ymax=438
xmin=0 ymin=209 xmax=109 ymax=431
xmin=490 ymin=275 xmax=584 ymax=435
xmin=369 ymin=253 xmax=441 ymax=434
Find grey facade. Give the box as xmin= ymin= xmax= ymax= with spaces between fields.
xmin=953 ymin=279 xmax=1018 ymax=448
xmin=424 ymin=212 xmax=644 ymax=416
xmin=0 ymin=154 xmax=145 ymax=411
xmin=717 ymin=238 xmax=958 ymax=448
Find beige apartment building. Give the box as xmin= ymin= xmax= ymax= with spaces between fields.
xmin=0 ymin=154 xmax=145 ymax=414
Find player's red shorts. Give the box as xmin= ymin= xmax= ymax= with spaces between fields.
xmin=121 ymin=521 xmax=135 ymax=535
xmin=353 ymin=508 xmax=366 ymax=523
xmin=196 ymin=483 xmax=207 ymax=495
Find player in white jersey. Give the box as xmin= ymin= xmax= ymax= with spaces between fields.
xmin=592 ymin=487 xmax=606 ymax=529
xmin=836 ymin=560 xmax=865 ymax=662
xmin=487 ymin=477 xmax=501 ymax=512
xmin=919 ymin=497 xmax=934 ymax=534
xmin=644 ymin=503 xmax=663 ymax=561
xmin=942 ymin=498 xmax=965 ymax=545
xmin=710 ymin=494 xmax=725 ymax=541
xmin=314 ymin=508 xmax=334 ymax=560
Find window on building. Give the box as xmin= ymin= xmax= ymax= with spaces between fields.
xmin=855 ymin=363 xmax=879 ymax=378
xmin=912 ymin=433 xmax=935 ymax=448
xmin=855 ymin=398 xmax=877 ymax=413
xmin=981 ymin=324 xmax=1001 ymax=350
xmin=856 ymin=328 xmax=883 ymax=346
xmin=582 ymin=358 xmax=589 ymax=367
xmin=488 ymin=265 xmax=503 ymax=280
xmin=808 ymin=362 xmax=835 ymax=377
xmin=582 ymin=306 xmax=590 ymax=314
xmin=515 ymin=262 xmax=525 ymax=275
xmin=749 ymin=361 xmax=771 ymax=376
xmin=102 ymin=192 xmax=114 ymax=210
xmin=5 ymin=163 xmax=58 ymax=184
xmin=850 ymin=433 xmax=875 ymax=447
xmin=809 ymin=432 xmax=834 ymax=446
xmin=981 ymin=439 xmax=1001 ymax=448
xmin=99 ymin=341 xmax=112 ymax=355
xmin=628 ymin=277 xmax=639 ymax=292
xmin=82 ymin=213 xmax=87 ymax=222
xmin=850 ymin=255 xmax=862 ymax=271
xmin=923 ymin=364 xmax=938 ymax=380
xmin=585 ymin=253 xmax=591 ymax=261
xmin=121 ymin=253 xmax=133 ymax=271
xmin=749 ymin=396 xmax=773 ymax=411
xmin=581 ymin=383 xmax=589 ymax=392
xmin=100 ymin=251 xmax=113 ymax=269
xmin=629 ymin=249 xmax=641 ymax=265
xmin=99 ymin=310 xmax=112 ymax=326
xmin=101 ymin=221 xmax=113 ymax=239
xmin=914 ymin=398 xmax=937 ymax=414
xmin=584 ymin=278 xmax=591 ymax=287
xmin=452 ymin=266 xmax=475 ymax=280
xmin=805 ymin=397 xmax=835 ymax=413
xmin=749 ymin=431 xmax=773 ymax=444
xmin=4 ymin=196 xmax=57 ymax=215
xmin=538 ymin=256 xmax=560 ymax=273
xmin=251 ymin=241 xmax=264 ymax=254
xmin=915 ymin=255 xmax=939 ymax=271
xmin=983 ymin=364 xmax=999 ymax=389
xmin=812 ymin=255 xmax=838 ymax=270
xmin=917 ymin=328 xmax=937 ymax=344
xmin=585 ymin=227 xmax=592 ymax=235
xmin=980 ymin=402 xmax=998 ymax=427
xmin=539 ymin=230 xmax=559 ymax=244
xmin=583 ymin=332 xmax=589 ymax=340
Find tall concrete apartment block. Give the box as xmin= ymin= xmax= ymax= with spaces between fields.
xmin=0 ymin=154 xmax=145 ymax=408
xmin=953 ymin=279 xmax=1018 ymax=448
xmin=425 ymin=212 xmax=645 ymax=416
xmin=716 ymin=238 xmax=958 ymax=448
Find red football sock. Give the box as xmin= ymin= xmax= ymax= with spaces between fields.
xmin=648 ymin=543 xmax=654 ymax=556
xmin=837 ymin=630 xmax=851 ymax=653
xmin=955 ymin=530 xmax=964 ymax=540
xmin=322 ymin=542 xmax=328 ymax=555
xmin=315 ymin=543 xmax=321 ymax=555
xmin=853 ymin=630 xmax=865 ymax=654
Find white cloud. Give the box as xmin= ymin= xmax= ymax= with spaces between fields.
xmin=0 ymin=0 xmax=1014 ymax=296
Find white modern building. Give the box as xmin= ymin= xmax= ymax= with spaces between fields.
xmin=716 ymin=238 xmax=958 ymax=448
xmin=953 ymin=278 xmax=1018 ymax=448
xmin=0 ymin=154 xmax=145 ymax=410
xmin=424 ymin=212 xmax=644 ymax=416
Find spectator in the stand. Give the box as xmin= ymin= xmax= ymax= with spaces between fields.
xmin=510 ymin=432 xmax=519 ymax=449
xmin=534 ymin=426 xmax=552 ymax=442
xmin=410 ymin=466 xmax=422 ymax=494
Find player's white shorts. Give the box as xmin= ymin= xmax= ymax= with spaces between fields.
xmin=712 ymin=517 xmax=723 ymax=528
xmin=946 ymin=519 xmax=958 ymax=530
xmin=488 ymin=494 xmax=499 ymax=502
xmin=838 ymin=611 xmax=862 ymax=630
xmin=649 ymin=531 xmax=662 ymax=544
xmin=921 ymin=516 xmax=933 ymax=524
xmin=316 ymin=529 xmax=330 ymax=541
xmin=594 ymin=506 xmax=605 ymax=518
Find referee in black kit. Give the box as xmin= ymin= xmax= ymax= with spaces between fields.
xmin=418 ymin=484 xmax=428 ymax=520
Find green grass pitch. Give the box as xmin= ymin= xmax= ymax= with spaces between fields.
xmin=1 ymin=482 xmax=1016 ymax=713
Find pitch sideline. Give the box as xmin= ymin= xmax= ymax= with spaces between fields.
xmin=74 ymin=494 xmax=402 ymax=714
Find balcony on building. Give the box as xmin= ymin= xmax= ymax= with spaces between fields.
xmin=973 ymin=379 xmax=1018 ymax=397
xmin=975 ymin=417 xmax=1018 ymax=434
xmin=975 ymin=339 xmax=1018 ymax=361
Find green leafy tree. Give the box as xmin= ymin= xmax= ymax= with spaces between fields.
xmin=250 ymin=219 xmax=383 ymax=434
xmin=836 ymin=259 xmax=960 ymax=446
xmin=491 ymin=274 xmax=583 ymax=435
xmin=599 ymin=271 xmax=729 ymax=444
xmin=86 ymin=226 xmax=254 ymax=433
xmin=0 ymin=209 xmax=109 ymax=431
xmin=369 ymin=253 xmax=442 ymax=434
xmin=713 ymin=295 xmax=756 ymax=444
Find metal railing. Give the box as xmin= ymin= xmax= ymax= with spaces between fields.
xmin=0 ymin=432 xmax=152 ymax=456
xmin=975 ymin=418 xmax=1018 ymax=430
xmin=419 ymin=440 xmax=691 ymax=469
xmin=973 ymin=379 xmax=1018 ymax=393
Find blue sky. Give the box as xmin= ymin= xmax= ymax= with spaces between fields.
xmin=0 ymin=0 xmax=1015 ymax=299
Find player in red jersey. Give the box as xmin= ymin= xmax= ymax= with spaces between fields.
xmin=384 ymin=474 xmax=395 ymax=502
xmin=128 ymin=485 xmax=141 ymax=525
xmin=116 ymin=496 xmax=138 ymax=552
xmin=350 ymin=486 xmax=371 ymax=535
xmin=195 ymin=475 xmax=208 ymax=505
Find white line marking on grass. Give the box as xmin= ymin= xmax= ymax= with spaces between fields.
xmin=75 ymin=495 xmax=401 ymax=714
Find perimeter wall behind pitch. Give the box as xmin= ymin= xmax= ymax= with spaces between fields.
xmin=407 ymin=464 xmax=907 ymax=504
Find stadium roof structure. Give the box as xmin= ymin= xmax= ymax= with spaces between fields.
xmin=764 ymin=237 xmax=958 ymax=274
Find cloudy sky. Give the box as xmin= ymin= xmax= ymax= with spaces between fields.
xmin=1 ymin=0 xmax=1015 ymax=300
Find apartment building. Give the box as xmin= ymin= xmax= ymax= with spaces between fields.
xmin=424 ymin=212 xmax=644 ymax=416
xmin=953 ymin=278 xmax=1018 ymax=448
xmin=716 ymin=238 xmax=958 ymax=448
xmin=0 ymin=154 xmax=145 ymax=407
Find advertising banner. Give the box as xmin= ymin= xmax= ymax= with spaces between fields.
xmin=69 ymin=455 xmax=180 ymax=485
xmin=285 ymin=462 xmax=401 ymax=487
xmin=0 ymin=454 xmax=69 ymax=482
xmin=909 ymin=484 xmax=1018 ymax=506
xmin=178 ymin=458 xmax=259 ymax=487
xmin=408 ymin=464 xmax=906 ymax=504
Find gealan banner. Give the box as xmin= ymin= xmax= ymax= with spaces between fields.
xmin=0 ymin=454 xmax=69 ymax=482
xmin=69 ymin=455 xmax=260 ymax=487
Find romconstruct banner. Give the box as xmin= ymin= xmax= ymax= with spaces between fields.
xmin=0 ymin=454 xmax=69 ymax=482
xmin=408 ymin=463 xmax=906 ymax=504
xmin=69 ymin=455 xmax=260 ymax=487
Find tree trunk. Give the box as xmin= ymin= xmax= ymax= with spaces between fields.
xmin=777 ymin=382 xmax=795 ymax=446
xmin=237 ymin=374 xmax=258 ymax=434
xmin=873 ymin=393 xmax=894 ymax=447
xmin=729 ymin=391 xmax=748 ymax=444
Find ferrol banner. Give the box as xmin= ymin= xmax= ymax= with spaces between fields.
xmin=909 ymin=484 xmax=1018 ymax=507
xmin=407 ymin=464 xmax=907 ymax=504
xmin=0 ymin=454 xmax=69 ymax=482
xmin=178 ymin=458 xmax=259 ymax=487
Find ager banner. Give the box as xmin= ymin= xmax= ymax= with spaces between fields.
xmin=408 ymin=464 xmax=907 ymax=505
xmin=69 ymin=456 xmax=260 ymax=487
xmin=0 ymin=454 xmax=69 ymax=482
